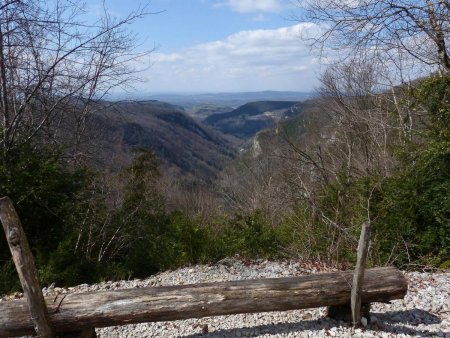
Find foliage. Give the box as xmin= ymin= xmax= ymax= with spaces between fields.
xmin=124 ymin=212 xmax=208 ymax=277
xmin=0 ymin=145 xmax=85 ymax=254
xmin=0 ymin=144 xmax=88 ymax=292
xmin=212 ymin=211 xmax=283 ymax=259
xmin=0 ymin=260 xmax=21 ymax=294
xmin=371 ymin=75 xmax=450 ymax=267
xmin=39 ymin=235 xmax=100 ymax=287
xmin=280 ymin=75 xmax=450 ymax=267
xmin=218 ymin=74 xmax=449 ymax=269
xmin=123 ymin=209 xmax=287 ymax=278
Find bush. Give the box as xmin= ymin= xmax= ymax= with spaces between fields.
xmin=122 ymin=212 xmax=207 ymax=277
xmin=0 ymin=144 xmax=87 ymax=293
xmin=371 ymin=76 xmax=449 ymax=267
xmin=0 ymin=260 xmax=21 ymax=293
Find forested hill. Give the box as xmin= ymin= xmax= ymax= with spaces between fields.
xmin=203 ymin=101 xmax=304 ymax=139
xmin=89 ymin=100 xmax=237 ymax=179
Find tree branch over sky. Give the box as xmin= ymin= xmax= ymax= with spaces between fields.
xmin=0 ymin=0 xmax=153 ymax=157
xmin=295 ymin=0 xmax=450 ymax=73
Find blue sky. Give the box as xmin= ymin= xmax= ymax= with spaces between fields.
xmin=91 ymin=0 xmax=322 ymax=94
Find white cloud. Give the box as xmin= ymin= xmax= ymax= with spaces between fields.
xmin=139 ymin=23 xmax=322 ymax=93
xmin=215 ymin=0 xmax=283 ymax=13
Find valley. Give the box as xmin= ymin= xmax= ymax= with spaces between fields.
xmin=88 ymin=93 xmax=309 ymax=180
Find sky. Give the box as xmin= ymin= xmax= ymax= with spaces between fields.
xmin=89 ymin=0 xmax=322 ymax=94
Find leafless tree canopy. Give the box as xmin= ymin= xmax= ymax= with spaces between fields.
xmin=0 ymin=0 xmax=152 ymax=156
xmin=296 ymin=0 xmax=450 ymax=73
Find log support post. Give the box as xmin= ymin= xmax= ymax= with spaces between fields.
xmin=351 ymin=221 xmax=372 ymax=327
xmin=327 ymin=221 xmax=372 ymax=326
xmin=0 ymin=197 xmax=55 ymax=337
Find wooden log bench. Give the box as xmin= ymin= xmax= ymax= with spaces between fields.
xmin=0 ymin=267 xmax=407 ymax=337
xmin=0 ymin=197 xmax=407 ymax=337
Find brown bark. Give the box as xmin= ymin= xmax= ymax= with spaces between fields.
xmin=351 ymin=221 xmax=372 ymax=327
xmin=0 ymin=197 xmax=55 ymax=338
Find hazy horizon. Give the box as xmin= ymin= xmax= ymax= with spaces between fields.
xmin=106 ymin=90 xmax=314 ymax=104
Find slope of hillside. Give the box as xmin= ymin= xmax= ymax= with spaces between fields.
xmin=203 ymin=101 xmax=304 ymax=139
xmin=89 ymin=100 xmax=237 ymax=179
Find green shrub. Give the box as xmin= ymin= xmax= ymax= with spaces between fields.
xmin=0 ymin=144 xmax=87 ymax=293
xmin=0 ymin=260 xmax=21 ymax=293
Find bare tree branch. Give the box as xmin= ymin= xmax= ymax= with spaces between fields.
xmin=0 ymin=0 xmax=154 ymax=159
xmin=295 ymin=0 xmax=449 ymax=73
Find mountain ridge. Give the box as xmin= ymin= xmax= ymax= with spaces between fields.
xmin=110 ymin=91 xmax=312 ymax=107
xmin=203 ymin=100 xmax=305 ymax=139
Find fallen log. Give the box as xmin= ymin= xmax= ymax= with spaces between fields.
xmin=0 ymin=266 xmax=407 ymax=337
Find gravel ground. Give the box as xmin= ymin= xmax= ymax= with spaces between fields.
xmin=3 ymin=259 xmax=450 ymax=337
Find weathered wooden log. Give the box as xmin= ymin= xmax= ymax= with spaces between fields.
xmin=0 ymin=197 xmax=55 ymax=338
xmin=0 ymin=267 xmax=406 ymax=337
xmin=351 ymin=221 xmax=372 ymax=327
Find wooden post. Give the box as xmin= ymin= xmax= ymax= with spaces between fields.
xmin=351 ymin=221 xmax=372 ymax=327
xmin=0 ymin=197 xmax=55 ymax=338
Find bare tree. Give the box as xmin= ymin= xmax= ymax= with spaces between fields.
xmin=0 ymin=0 xmax=153 ymax=159
xmin=219 ymin=131 xmax=295 ymax=225
xmin=296 ymin=0 xmax=450 ymax=73
xmin=317 ymin=57 xmax=400 ymax=177
xmin=271 ymin=56 xmax=409 ymax=261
